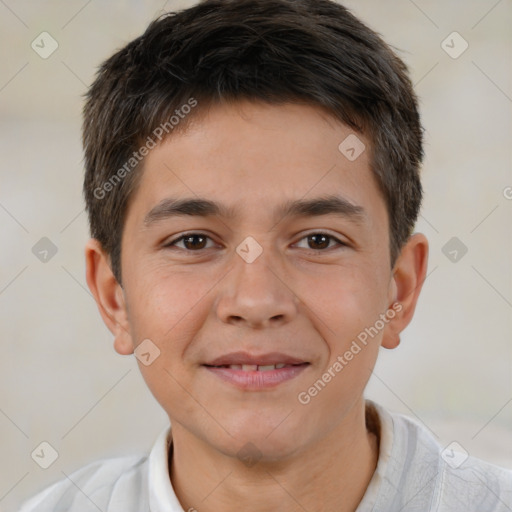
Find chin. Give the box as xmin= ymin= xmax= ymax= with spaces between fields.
xmin=215 ymin=434 xmax=303 ymax=464
xmin=217 ymin=413 xmax=306 ymax=461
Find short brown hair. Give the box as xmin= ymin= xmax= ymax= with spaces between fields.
xmin=83 ymin=0 xmax=423 ymax=284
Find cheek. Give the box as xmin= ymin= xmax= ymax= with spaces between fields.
xmin=123 ymin=267 xmax=217 ymax=407
xmin=298 ymin=271 xmax=385 ymax=403
xmin=127 ymin=266 xmax=214 ymax=340
xmin=296 ymin=264 xmax=387 ymax=340
xmin=127 ymin=269 xmax=214 ymax=414
xmin=139 ymin=360 xmax=199 ymax=425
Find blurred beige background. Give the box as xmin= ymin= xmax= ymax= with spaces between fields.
xmin=1 ymin=0 xmax=511 ymax=510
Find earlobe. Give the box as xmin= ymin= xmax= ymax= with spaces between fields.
xmin=381 ymin=233 xmax=429 ymax=350
xmin=381 ymin=302 xmax=402 ymax=349
xmin=84 ymin=238 xmax=134 ymax=355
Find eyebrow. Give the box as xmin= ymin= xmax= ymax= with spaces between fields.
xmin=143 ymin=194 xmax=366 ymax=227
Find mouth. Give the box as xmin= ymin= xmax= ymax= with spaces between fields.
xmin=202 ymin=352 xmax=310 ymax=390
xmin=204 ymin=351 xmax=308 ymax=367
xmin=204 ymin=363 xmax=307 ymax=371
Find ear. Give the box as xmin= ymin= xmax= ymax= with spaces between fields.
xmin=381 ymin=233 xmax=429 ymax=350
xmin=85 ymin=238 xmax=134 ymax=355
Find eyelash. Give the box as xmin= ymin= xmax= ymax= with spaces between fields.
xmin=163 ymin=232 xmax=347 ymax=253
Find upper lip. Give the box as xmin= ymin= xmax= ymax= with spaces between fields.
xmin=204 ymin=352 xmax=308 ymax=366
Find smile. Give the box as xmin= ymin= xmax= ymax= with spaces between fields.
xmin=208 ymin=363 xmax=296 ymax=371
xmin=203 ymin=362 xmax=310 ymax=390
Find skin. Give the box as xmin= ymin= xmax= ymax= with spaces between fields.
xmin=86 ymin=101 xmax=428 ymax=512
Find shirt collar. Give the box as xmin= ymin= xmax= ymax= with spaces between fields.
xmin=146 ymin=400 xmax=394 ymax=512
xmin=148 ymin=424 xmax=184 ymax=512
xmin=355 ymin=399 xmax=394 ymax=509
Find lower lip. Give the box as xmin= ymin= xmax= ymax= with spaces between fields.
xmin=204 ymin=364 xmax=309 ymax=390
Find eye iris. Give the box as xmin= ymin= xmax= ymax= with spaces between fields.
xmin=183 ymin=235 xmax=207 ymax=250
xmin=177 ymin=234 xmax=334 ymax=250
xmin=309 ymin=234 xmax=330 ymax=250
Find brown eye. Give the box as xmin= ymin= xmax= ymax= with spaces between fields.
xmin=307 ymin=234 xmax=330 ymax=250
xmin=295 ymin=232 xmax=346 ymax=252
xmin=165 ymin=233 xmax=214 ymax=251
xmin=182 ymin=235 xmax=208 ymax=250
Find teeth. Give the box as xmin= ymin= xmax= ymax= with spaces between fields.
xmin=223 ymin=363 xmax=292 ymax=371
xmin=258 ymin=365 xmax=276 ymax=372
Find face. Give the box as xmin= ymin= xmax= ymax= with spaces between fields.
xmin=95 ymin=101 xmax=413 ymax=460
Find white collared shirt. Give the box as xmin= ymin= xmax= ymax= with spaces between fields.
xmin=19 ymin=401 xmax=512 ymax=511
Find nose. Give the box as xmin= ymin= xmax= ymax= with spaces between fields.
xmin=214 ymin=244 xmax=299 ymax=329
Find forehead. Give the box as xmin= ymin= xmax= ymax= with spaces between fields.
xmin=125 ymin=101 xmax=387 ymax=229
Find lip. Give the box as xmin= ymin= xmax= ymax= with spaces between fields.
xmin=204 ymin=364 xmax=309 ymax=390
xmin=203 ymin=351 xmax=310 ymax=390
xmin=205 ymin=351 xmax=308 ymax=367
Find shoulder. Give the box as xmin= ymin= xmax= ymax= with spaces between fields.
xmin=438 ymin=453 xmax=512 ymax=510
xmin=382 ymin=404 xmax=512 ymax=510
xmin=19 ymin=455 xmax=149 ymax=512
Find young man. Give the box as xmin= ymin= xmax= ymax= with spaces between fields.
xmin=20 ymin=0 xmax=512 ymax=510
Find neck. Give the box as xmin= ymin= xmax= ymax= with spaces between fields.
xmin=169 ymin=398 xmax=379 ymax=512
